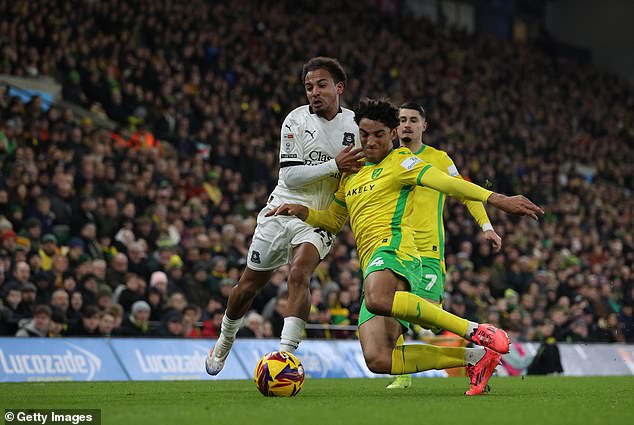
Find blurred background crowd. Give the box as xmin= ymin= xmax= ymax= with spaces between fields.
xmin=0 ymin=0 xmax=632 ymax=343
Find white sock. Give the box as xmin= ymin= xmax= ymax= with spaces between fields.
xmin=279 ymin=317 xmax=305 ymax=353
xmin=465 ymin=321 xmax=479 ymax=339
xmin=465 ymin=347 xmax=486 ymax=365
xmin=220 ymin=314 xmax=242 ymax=340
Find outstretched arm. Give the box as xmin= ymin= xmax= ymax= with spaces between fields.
xmin=417 ymin=166 xmax=543 ymax=220
xmin=265 ymin=198 xmax=349 ymax=235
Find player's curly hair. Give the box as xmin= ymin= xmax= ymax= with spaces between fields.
xmin=302 ymin=57 xmax=347 ymax=86
xmin=353 ymin=98 xmax=399 ymax=129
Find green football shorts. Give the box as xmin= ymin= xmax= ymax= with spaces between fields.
xmin=358 ymin=247 xmax=422 ymax=328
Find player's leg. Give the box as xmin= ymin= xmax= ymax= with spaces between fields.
xmin=390 ymin=339 xmax=501 ymax=396
xmin=386 ymin=332 xmax=412 ymax=389
xmin=279 ymin=223 xmax=334 ymax=353
xmin=361 ymin=254 xmax=502 ymax=393
xmin=387 ymin=258 xmax=444 ymax=388
xmin=359 ymin=312 xmax=467 ymax=374
xmin=206 ymin=266 xmax=272 ymax=375
xmin=206 ymin=210 xmax=289 ymax=375
xmin=364 ymin=263 xmax=509 ymax=354
xmin=360 ymin=286 xmax=499 ymax=394
xmin=279 ymin=242 xmax=321 ymax=353
xmin=358 ymin=315 xmax=403 ymax=374
xmin=387 ymin=291 xmax=509 ymax=353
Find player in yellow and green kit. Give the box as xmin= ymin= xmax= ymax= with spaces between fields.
xmin=386 ymin=102 xmax=503 ymax=389
xmin=267 ymin=99 xmax=543 ymax=395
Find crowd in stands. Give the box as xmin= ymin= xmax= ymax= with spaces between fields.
xmin=0 ymin=0 xmax=632 ymax=343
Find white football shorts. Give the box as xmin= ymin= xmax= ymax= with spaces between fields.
xmin=246 ymin=205 xmax=334 ymax=271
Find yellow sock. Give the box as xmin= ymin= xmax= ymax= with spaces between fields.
xmin=391 ymin=344 xmax=466 ymax=374
xmin=391 ymin=291 xmax=469 ymax=337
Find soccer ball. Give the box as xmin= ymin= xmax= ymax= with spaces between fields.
xmin=254 ymin=351 xmax=305 ymax=397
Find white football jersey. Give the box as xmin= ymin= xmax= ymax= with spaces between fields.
xmin=270 ymin=105 xmax=359 ymax=210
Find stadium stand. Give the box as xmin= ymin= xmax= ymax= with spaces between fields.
xmin=0 ymin=0 xmax=632 ymax=343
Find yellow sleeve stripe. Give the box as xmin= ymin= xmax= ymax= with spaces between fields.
xmin=416 ymin=164 xmax=433 ymax=185
xmin=333 ymin=196 xmax=346 ymax=207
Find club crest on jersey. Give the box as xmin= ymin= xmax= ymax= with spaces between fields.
xmin=372 ymin=168 xmax=383 ymax=179
xmin=250 ymin=250 xmax=261 ymax=264
xmin=342 ymin=132 xmax=355 ymax=146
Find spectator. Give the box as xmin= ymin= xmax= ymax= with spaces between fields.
xmin=118 ymin=300 xmax=152 ymax=337
xmin=117 ymin=275 xmax=145 ymax=312
xmin=48 ymin=308 xmax=67 ymax=337
xmin=49 ymin=288 xmax=70 ymax=323
xmin=127 ymin=242 xmax=150 ymax=280
xmin=16 ymin=304 xmax=51 ymax=337
xmin=201 ymin=308 xmax=224 ymax=338
xmin=0 ymin=282 xmax=25 ymax=334
xmin=237 ymin=311 xmax=264 ymax=338
xmin=97 ymin=311 xmax=117 ymax=337
xmin=186 ymin=262 xmax=215 ymax=308
xmin=152 ymin=310 xmax=185 ymax=338
xmin=66 ymin=305 xmax=100 ymax=336
xmin=182 ymin=305 xmax=203 ymax=338
xmin=18 ymin=282 xmax=38 ymax=317
xmin=106 ymin=253 xmax=128 ymax=289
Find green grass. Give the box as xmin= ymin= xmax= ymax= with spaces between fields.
xmin=1 ymin=377 xmax=632 ymax=425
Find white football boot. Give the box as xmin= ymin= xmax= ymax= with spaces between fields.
xmin=205 ymin=335 xmax=235 ymax=376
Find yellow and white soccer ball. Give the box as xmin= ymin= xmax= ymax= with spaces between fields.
xmin=253 ymin=351 xmax=305 ymax=397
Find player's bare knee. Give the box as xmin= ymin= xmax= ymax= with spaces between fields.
xmin=235 ymin=279 xmax=264 ymax=299
xmin=287 ymin=266 xmax=310 ymax=289
xmin=364 ymin=293 xmax=390 ymax=316
xmin=364 ymin=353 xmax=391 ymax=374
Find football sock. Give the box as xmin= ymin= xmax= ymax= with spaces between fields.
xmin=465 ymin=347 xmax=486 ymax=365
xmin=390 ymin=344 xmax=466 ymax=374
xmin=466 ymin=321 xmax=479 ymax=339
xmin=389 ymin=334 xmax=408 ymax=379
xmin=391 ymin=291 xmax=472 ymax=338
xmin=220 ymin=314 xmax=242 ymax=340
xmin=280 ymin=317 xmax=305 ymax=353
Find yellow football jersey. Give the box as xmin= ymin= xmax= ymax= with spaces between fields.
xmin=408 ymin=144 xmax=491 ymax=261
xmin=306 ymin=148 xmax=429 ymax=270
xmin=304 ymin=147 xmax=493 ymax=273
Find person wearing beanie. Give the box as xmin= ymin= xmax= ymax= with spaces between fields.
xmin=118 ymin=300 xmax=152 ymax=337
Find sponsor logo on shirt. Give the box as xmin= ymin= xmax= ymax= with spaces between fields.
xmin=305 ymin=151 xmax=333 ymax=165
xmin=346 ymin=184 xmax=375 ymax=197
xmin=400 ymin=156 xmax=422 ymax=170
xmin=448 ymin=164 xmax=459 ymax=176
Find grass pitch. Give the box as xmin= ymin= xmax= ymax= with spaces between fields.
xmin=1 ymin=376 xmax=632 ymax=425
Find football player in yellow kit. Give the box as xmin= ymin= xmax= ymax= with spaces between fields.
xmin=267 ymin=99 xmax=543 ymax=395
xmin=387 ymin=102 xmax=502 ymax=389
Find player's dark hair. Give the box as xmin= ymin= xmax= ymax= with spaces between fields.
xmin=399 ymin=102 xmax=426 ymax=119
xmin=354 ymin=98 xmax=400 ymax=130
xmin=302 ymin=57 xmax=347 ymax=86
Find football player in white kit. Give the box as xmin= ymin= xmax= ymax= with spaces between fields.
xmin=206 ymin=57 xmax=364 ymax=375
